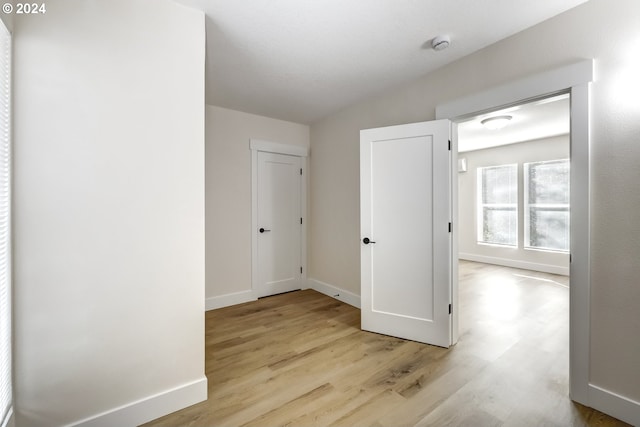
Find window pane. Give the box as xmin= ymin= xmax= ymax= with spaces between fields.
xmin=525 ymin=159 xmax=570 ymax=252
xmin=527 ymin=160 xmax=569 ymax=204
xmin=483 ymin=207 xmax=517 ymax=246
xmin=478 ymin=164 xmax=517 ymax=246
xmin=482 ymin=165 xmax=517 ymax=204
xmin=529 ymin=208 xmax=569 ymax=251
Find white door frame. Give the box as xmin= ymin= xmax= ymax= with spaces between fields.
xmin=436 ymin=60 xmax=593 ymax=406
xmin=250 ymin=139 xmax=309 ymax=299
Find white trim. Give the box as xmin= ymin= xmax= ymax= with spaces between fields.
xmin=589 ymin=384 xmax=640 ymax=427
xmin=205 ymin=290 xmax=256 ymax=311
xmin=251 ymin=146 xmax=259 ymax=301
xmin=436 ymin=60 xmax=593 ymax=120
xmin=459 ymin=253 xmax=569 ymax=276
xmin=250 ymin=139 xmax=308 ymax=300
xmin=249 ymin=139 xmax=309 ymax=157
xmin=307 ymin=278 xmax=361 ymax=309
xmin=450 ymin=124 xmax=459 ymax=345
xmin=437 ymin=59 xmax=594 ymax=409
xmin=568 ymin=82 xmax=591 ymax=405
xmin=68 ymin=377 xmax=207 ymax=427
xmin=300 ymin=157 xmax=308 ymax=291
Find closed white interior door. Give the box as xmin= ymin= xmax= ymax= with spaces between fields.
xmin=257 ymin=151 xmax=302 ymax=297
xmin=360 ymin=120 xmax=452 ymax=348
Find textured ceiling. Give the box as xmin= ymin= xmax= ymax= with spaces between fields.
xmin=177 ymin=0 xmax=588 ymax=124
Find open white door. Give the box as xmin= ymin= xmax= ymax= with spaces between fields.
xmin=360 ymin=120 xmax=452 ymax=348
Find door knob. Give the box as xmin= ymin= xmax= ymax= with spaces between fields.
xmin=259 ymin=228 xmax=271 ymax=233
xmin=363 ymin=237 xmax=376 ymax=244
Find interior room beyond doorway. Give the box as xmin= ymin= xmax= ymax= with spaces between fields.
xmin=457 ymin=94 xmax=571 ymax=277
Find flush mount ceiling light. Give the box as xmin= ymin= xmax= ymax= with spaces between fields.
xmin=481 ymin=115 xmax=512 ymax=130
xmin=432 ymin=35 xmax=450 ymax=51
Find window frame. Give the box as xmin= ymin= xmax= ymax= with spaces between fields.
xmin=476 ymin=163 xmax=518 ymax=248
xmin=523 ymin=158 xmax=570 ymax=253
xmin=0 ymin=17 xmax=11 ymax=427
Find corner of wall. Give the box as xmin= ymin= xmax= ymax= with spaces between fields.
xmin=307 ymin=278 xmax=360 ymax=309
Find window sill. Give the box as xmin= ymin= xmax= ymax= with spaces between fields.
xmin=524 ymin=246 xmax=570 ymax=254
xmin=477 ymin=242 xmax=518 ymax=249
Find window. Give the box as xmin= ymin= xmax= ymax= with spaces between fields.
xmin=524 ymin=159 xmax=570 ymax=252
xmin=477 ymin=164 xmax=517 ymax=246
xmin=0 ymin=19 xmax=11 ymax=427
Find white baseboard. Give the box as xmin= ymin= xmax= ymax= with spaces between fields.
xmin=205 ymin=290 xmax=256 ymax=311
xmin=589 ymin=384 xmax=640 ymax=426
xmin=307 ymin=278 xmax=361 ymax=309
xmin=69 ymin=376 xmax=208 ymax=427
xmin=459 ymin=253 xmax=569 ymax=276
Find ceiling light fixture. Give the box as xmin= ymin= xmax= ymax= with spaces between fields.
xmin=432 ymin=35 xmax=450 ymax=51
xmin=481 ymin=115 xmax=512 ymax=130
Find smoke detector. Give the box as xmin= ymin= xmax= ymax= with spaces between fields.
xmin=432 ymin=35 xmax=450 ymax=51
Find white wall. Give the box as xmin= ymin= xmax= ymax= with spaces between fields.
xmin=458 ymin=136 xmax=570 ymax=275
xmin=205 ymin=105 xmax=309 ymax=309
xmin=309 ymin=0 xmax=640 ymax=418
xmin=12 ymin=1 xmax=207 ymax=426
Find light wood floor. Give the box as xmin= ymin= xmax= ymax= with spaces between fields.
xmin=142 ymin=261 xmax=629 ymax=427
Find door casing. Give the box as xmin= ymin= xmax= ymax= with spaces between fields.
xmin=435 ymin=59 xmax=593 ymax=405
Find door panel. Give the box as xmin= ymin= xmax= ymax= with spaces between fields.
xmin=257 ymin=152 xmax=302 ymax=297
xmin=361 ymin=120 xmax=451 ymax=347
xmin=372 ymin=136 xmax=434 ymax=320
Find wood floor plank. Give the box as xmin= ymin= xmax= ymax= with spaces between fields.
xmin=142 ymin=262 xmax=630 ymax=427
xmin=376 ymin=354 xmax=490 ymax=427
xmin=241 ymin=383 xmax=336 ymax=427
xmin=329 ymin=388 xmax=406 ymax=427
xmin=281 ymin=387 xmax=382 ymax=427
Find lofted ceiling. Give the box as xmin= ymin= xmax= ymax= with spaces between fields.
xmin=176 ymin=0 xmax=588 ymax=124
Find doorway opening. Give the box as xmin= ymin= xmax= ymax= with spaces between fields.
xmin=455 ymin=93 xmax=572 ymax=399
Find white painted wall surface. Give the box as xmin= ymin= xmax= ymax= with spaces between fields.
xmin=12 ymin=1 xmax=206 ymax=426
xmin=310 ymin=0 xmax=640 ymax=410
xmin=458 ymin=136 xmax=570 ymax=275
xmin=205 ymin=105 xmax=309 ymax=308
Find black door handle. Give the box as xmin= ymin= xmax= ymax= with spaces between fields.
xmin=363 ymin=237 xmax=376 ymax=244
xmin=259 ymin=228 xmax=271 ymax=233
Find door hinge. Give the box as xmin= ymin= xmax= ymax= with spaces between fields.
xmin=448 ymin=222 xmax=452 ymax=232
xmin=300 ymin=217 xmax=303 ymax=225
xmin=300 ymin=266 xmax=303 ymax=274
xmin=300 ymin=168 xmax=303 ymax=175
xmin=449 ymin=304 xmax=452 ymax=314
xmin=448 ymin=140 xmax=451 ymax=151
